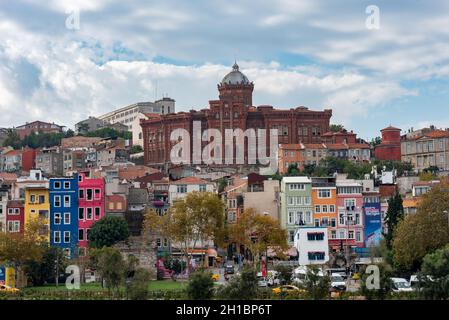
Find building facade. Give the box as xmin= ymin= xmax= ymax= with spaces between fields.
xmin=77 ymin=172 xmax=105 ymax=256
xmin=334 ymin=181 xmax=364 ymax=249
xmin=375 ymin=126 xmax=402 ymax=161
xmin=6 ymin=200 xmax=24 ymax=234
xmin=15 ymin=121 xmax=64 ymax=139
xmin=99 ymin=98 xmax=175 ymax=131
xmin=401 ymin=129 xmax=449 ymax=172
xmin=36 ymin=147 xmax=63 ymax=176
xmin=280 ymin=176 xmax=313 ymax=246
xmin=311 ymin=177 xmax=337 ymax=242
xmin=49 ymin=176 xmax=79 ymax=258
xmin=294 ymin=227 xmax=330 ymax=266
xmin=24 ymin=182 xmax=50 ymax=241
xmin=141 ymin=63 xmax=332 ymax=168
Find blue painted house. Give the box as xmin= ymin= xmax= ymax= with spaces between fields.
xmin=49 ymin=175 xmax=79 ymax=259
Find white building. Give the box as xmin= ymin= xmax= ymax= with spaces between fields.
xmin=294 ymin=227 xmax=329 ymax=266
xmin=168 ymin=176 xmax=215 ymax=204
xmin=130 ymin=113 xmax=158 ymax=147
xmin=98 ymin=98 xmax=175 ymax=131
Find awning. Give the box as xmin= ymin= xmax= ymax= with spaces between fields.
xmin=266 ymin=247 xmax=298 ymax=257
xmin=207 ymin=248 xmax=218 ymax=257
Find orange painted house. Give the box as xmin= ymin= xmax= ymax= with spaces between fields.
xmin=311 ymin=177 xmax=338 ymax=247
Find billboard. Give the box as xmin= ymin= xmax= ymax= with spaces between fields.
xmin=0 ymin=266 xmax=5 ymax=285
xmin=364 ymin=203 xmax=382 ymax=247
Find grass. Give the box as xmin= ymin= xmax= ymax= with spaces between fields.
xmin=22 ymin=282 xmax=103 ymax=292
xmin=147 ymin=280 xmax=187 ymax=291
xmin=22 ymin=280 xmax=186 ymax=292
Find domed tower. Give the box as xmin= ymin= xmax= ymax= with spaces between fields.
xmin=217 ymin=62 xmax=254 ymax=107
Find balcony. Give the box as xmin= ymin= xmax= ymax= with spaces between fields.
xmin=152 ymin=200 xmax=166 ymax=207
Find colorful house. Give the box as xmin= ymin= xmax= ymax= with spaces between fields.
xmin=6 ymin=200 xmax=24 ymax=234
xmin=24 ymin=181 xmax=50 ymax=240
xmin=334 ymin=180 xmax=365 ymax=250
xmin=49 ymin=175 xmax=79 ymax=258
xmin=311 ymin=177 xmax=338 ymax=246
xmin=280 ymin=176 xmax=313 ymax=246
xmin=78 ymin=172 xmax=105 ymax=257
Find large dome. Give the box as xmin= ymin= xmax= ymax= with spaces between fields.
xmin=221 ymin=62 xmax=250 ymax=85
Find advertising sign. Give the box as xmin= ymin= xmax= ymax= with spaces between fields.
xmin=0 ymin=266 xmax=5 ymax=285
xmin=364 ymin=203 xmax=382 ymax=247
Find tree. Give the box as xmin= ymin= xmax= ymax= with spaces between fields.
xmin=89 ymin=216 xmax=130 ymax=248
xmin=302 ymin=265 xmax=331 ymax=300
xmin=129 ymin=145 xmax=143 ymax=154
xmin=186 ymin=270 xmax=215 ymax=300
xmin=420 ymin=244 xmax=449 ymax=300
xmin=91 ymin=247 xmax=126 ymax=297
xmin=24 ymin=246 xmax=67 ymax=286
xmin=274 ymin=265 xmax=293 ymax=285
xmin=145 ymin=192 xmax=226 ymax=269
xmin=217 ymin=266 xmax=258 ymax=300
xmin=330 ymin=124 xmax=345 ymax=132
xmin=383 ymin=193 xmax=404 ymax=250
xmin=128 ymin=268 xmax=152 ymax=300
xmin=287 ymin=163 xmax=300 ymax=176
xmin=227 ymin=208 xmax=288 ymax=266
xmin=2 ymin=129 xmax=22 ymax=149
xmin=85 ymin=127 xmax=132 ymax=140
xmin=0 ymin=218 xmax=48 ymax=273
xmin=392 ymin=180 xmax=449 ymax=271
xmin=370 ymin=136 xmax=382 ymax=147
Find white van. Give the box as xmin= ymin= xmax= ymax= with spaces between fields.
xmin=391 ymin=278 xmax=413 ymax=292
xmin=292 ymin=266 xmax=324 ymax=286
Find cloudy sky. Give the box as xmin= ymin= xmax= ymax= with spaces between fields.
xmin=1 ymin=0 xmax=449 ymax=140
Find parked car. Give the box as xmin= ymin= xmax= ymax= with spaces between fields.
xmin=257 ymin=273 xmax=268 ymax=287
xmin=292 ymin=266 xmax=324 ymax=286
xmin=410 ymin=275 xmax=433 ymax=291
xmin=0 ymin=284 xmax=20 ymax=293
xmin=225 ymin=265 xmax=235 ymax=274
xmin=391 ymin=278 xmax=413 ymax=292
xmin=272 ymin=285 xmax=305 ymax=296
xmin=211 ymin=274 xmax=220 ymax=282
xmin=266 ymin=270 xmax=281 ymax=287
xmin=330 ymin=273 xmax=347 ymax=291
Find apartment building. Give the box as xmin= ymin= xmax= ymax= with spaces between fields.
xmin=280 ymin=176 xmax=313 ymax=246
xmin=311 ymin=177 xmax=337 ymax=241
xmin=401 ymin=129 xmax=449 ymax=172
xmin=98 ymin=98 xmax=175 ymax=131
xmin=168 ymin=176 xmax=215 ymax=204
xmin=36 ymin=147 xmax=63 ymax=176
xmin=334 ymin=180 xmax=364 ymax=249
xmin=294 ymin=227 xmax=330 ymax=266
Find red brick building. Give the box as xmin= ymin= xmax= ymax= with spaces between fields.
xmin=375 ymin=126 xmax=402 ymax=161
xmin=15 ymin=121 xmax=64 ymax=139
xmin=141 ymin=63 xmax=332 ymax=167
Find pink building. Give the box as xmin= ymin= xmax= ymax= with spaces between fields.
xmin=334 ymin=181 xmax=365 ymax=249
xmin=78 ymin=172 xmax=105 ymax=256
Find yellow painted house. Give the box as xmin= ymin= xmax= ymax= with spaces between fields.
xmin=24 ymin=183 xmax=50 ymax=241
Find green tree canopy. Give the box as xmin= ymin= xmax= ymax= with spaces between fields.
xmin=392 ymin=180 xmax=449 ymax=271
xmin=89 ymin=216 xmax=130 ymax=248
xmin=384 ymin=193 xmax=404 ymax=250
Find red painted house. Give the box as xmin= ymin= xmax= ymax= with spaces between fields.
xmin=6 ymin=200 xmax=25 ymax=234
xmin=78 ymin=172 xmax=105 ymax=256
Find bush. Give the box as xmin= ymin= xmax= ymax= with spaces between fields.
xmin=217 ymin=266 xmax=258 ymax=300
xmin=302 ymin=266 xmax=330 ymax=300
xmin=128 ymin=269 xmax=152 ymax=300
xmin=274 ymin=265 xmax=293 ymax=285
xmin=186 ymin=270 xmax=215 ymax=300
